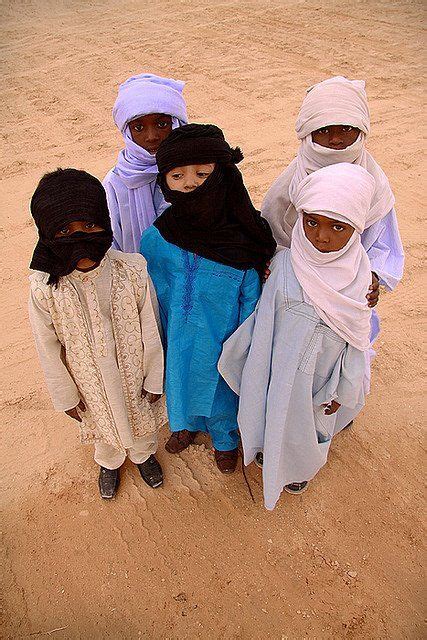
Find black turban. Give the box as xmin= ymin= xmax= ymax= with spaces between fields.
xmin=30 ymin=168 xmax=113 ymax=285
xmin=154 ymin=124 xmax=276 ymax=275
xmin=156 ymin=123 xmax=244 ymax=174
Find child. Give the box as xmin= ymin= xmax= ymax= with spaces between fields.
xmin=140 ymin=124 xmax=276 ymax=473
xmin=103 ymin=73 xmax=188 ymax=253
xmin=28 ymin=168 xmax=165 ymax=499
xmin=219 ymin=163 xmax=375 ymax=509
xmin=263 ymin=76 xmax=404 ymax=300
xmin=262 ymin=75 xmax=404 ymax=431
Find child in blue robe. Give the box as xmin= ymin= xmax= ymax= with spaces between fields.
xmin=140 ymin=124 xmax=276 ymax=473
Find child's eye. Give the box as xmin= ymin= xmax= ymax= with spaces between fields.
xmin=171 ymin=173 xmax=183 ymax=180
xmin=342 ymin=126 xmax=354 ymax=132
xmin=59 ymin=227 xmax=70 ymax=235
xmin=306 ymin=219 xmax=317 ymax=227
xmin=197 ymin=172 xmax=210 ymax=178
xmin=318 ymin=127 xmax=329 ymax=135
xmin=157 ymin=121 xmax=169 ymax=129
xmin=133 ymin=124 xmax=143 ymax=132
xmin=85 ymin=222 xmax=95 ymax=229
xmin=333 ymin=224 xmax=345 ymax=231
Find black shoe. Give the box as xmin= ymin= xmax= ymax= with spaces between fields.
xmin=255 ymin=452 xmax=264 ymax=468
xmin=136 ymin=455 xmax=163 ymax=488
xmin=284 ymin=481 xmax=309 ymax=495
xmin=98 ymin=466 xmax=120 ymax=499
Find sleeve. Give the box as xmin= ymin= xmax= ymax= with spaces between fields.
xmin=139 ymin=276 xmax=164 ymax=394
xmin=313 ymin=344 xmax=366 ymax=410
xmin=361 ymin=208 xmax=404 ymax=291
xmin=219 ymin=256 xmax=285 ymax=396
xmin=103 ymin=175 xmax=123 ymax=251
xmin=28 ymin=287 xmax=81 ymax=412
xmin=238 ymin=269 xmax=262 ymax=325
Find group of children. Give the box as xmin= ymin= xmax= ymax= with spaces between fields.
xmin=28 ymin=73 xmax=404 ymax=508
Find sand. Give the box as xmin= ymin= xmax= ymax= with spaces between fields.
xmin=1 ymin=0 xmax=425 ymax=638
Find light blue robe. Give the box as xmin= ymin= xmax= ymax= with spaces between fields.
xmin=218 ymin=249 xmax=366 ymax=509
xmin=140 ymin=225 xmax=261 ymax=451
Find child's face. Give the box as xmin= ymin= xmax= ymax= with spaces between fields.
xmin=165 ymin=164 xmax=215 ymax=192
xmin=128 ymin=113 xmax=173 ymax=154
xmin=54 ymin=220 xmax=105 ymax=270
xmin=303 ymin=212 xmax=354 ymax=252
xmin=311 ymin=125 xmax=360 ymax=149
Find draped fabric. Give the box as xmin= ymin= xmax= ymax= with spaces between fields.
xmin=154 ymin=124 xmax=276 ymax=274
xmin=290 ymin=163 xmax=374 ymax=351
xmin=29 ymin=168 xmax=113 ymax=284
xmin=262 ymin=76 xmax=395 ymax=249
xmin=104 ymin=73 xmax=188 ymax=252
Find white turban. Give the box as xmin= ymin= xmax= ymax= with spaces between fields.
xmin=295 ymin=76 xmax=370 ymax=139
xmin=290 ymin=163 xmax=375 ymax=351
xmin=262 ymin=76 xmax=394 ymax=249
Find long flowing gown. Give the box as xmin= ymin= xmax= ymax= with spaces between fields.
xmin=219 ymin=249 xmax=366 ymax=509
xmin=140 ymin=225 xmax=261 ymax=451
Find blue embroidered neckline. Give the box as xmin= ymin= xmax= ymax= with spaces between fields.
xmin=181 ymin=250 xmax=200 ymax=318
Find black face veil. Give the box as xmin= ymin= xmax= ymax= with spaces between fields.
xmin=29 ymin=168 xmax=113 ymax=285
xmin=154 ymin=124 xmax=276 ymax=275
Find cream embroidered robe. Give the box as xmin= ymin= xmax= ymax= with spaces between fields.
xmin=28 ymin=249 xmax=165 ymax=452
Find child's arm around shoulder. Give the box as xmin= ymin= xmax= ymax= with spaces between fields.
xmin=28 ymin=273 xmax=82 ymax=417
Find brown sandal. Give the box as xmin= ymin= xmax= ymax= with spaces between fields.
xmin=165 ymin=429 xmax=197 ymax=454
xmin=214 ymin=448 xmax=238 ymax=474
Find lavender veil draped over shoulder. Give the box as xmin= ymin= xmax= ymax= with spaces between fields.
xmin=103 ymin=74 xmax=188 ymax=253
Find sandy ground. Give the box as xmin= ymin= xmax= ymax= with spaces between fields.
xmin=1 ymin=1 xmax=425 ymax=638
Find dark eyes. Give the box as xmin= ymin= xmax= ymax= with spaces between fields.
xmin=170 ymin=171 xmax=211 ymax=180
xmin=317 ymin=126 xmax=355 ymax=135
xmin=132 ymin=121 xmax=170 ymax=132
xmin=306 ymin=219 xmax=346 ymax=232
xmin=58 ymin=222 xmax=95 ymax=235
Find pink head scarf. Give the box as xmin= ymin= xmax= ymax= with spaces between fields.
xmin=290 ymin=163 xmax=376 ymax=351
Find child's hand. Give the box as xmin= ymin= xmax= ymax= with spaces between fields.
xmin=141 ymin=388 xmax=161 ymax=404
xmin=323 ymin=400 xmax=341 ymax=415
xmin=366 ymin=272 xmax=380 ymax=308
xmin=65 ymin=400 xmax=86 ymax=422
xmin=263 ymin=261 xmax=271 ymax=283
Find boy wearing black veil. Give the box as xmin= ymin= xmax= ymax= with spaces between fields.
xmin=29 ymin=168 xmax=165 ymax=498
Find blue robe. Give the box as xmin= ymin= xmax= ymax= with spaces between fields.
xmin=140 ymin=225 xmax=261 ymax=451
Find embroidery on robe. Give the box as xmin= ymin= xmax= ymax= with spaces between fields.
xmin=31 ymin=255 xmax=166 ymax=450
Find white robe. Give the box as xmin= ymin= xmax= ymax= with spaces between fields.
xmin=219 ymin=250 xmax=366 ymax=510
xmin=29 ymin=250 xmax=165 ymax=459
